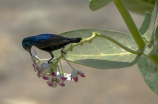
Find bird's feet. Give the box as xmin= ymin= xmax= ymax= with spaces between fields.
xmin=47 ymin=58 xmax=53 ymax=65
xmin=61 ymin=49 xmax=66 ymax=55
xmin=48 ymin=61 xmax=53 ymax=65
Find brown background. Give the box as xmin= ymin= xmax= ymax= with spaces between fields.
xmin=0 ymin=0 xmax=158 ymax=104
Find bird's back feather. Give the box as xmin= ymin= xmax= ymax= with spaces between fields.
xmin=33 ymin=34 xmax=69 ymax=48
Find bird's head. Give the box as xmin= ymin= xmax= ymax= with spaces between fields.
xmin=22 ymin=37 xmax=34 ymax=56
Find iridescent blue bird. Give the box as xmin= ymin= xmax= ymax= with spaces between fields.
xmin=22 ymin=34 xmax=82 ymax=63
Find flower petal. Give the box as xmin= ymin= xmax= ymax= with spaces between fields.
xmin=79 ymin=73 xmax=85 ymax=77
xmin=39 ymin=62 xmax=50 ymax=73
xmin=37 ymin=72 xmax=41 ymax=78
xmin=33 ymin=49 xmax=40 ymax=58
xmin=43 ymin=76 xmax=49 ymax=80
xmin=52 ymin=83 xmax=57 ymax=88
xmin=32 ymin=63 xmax=36 ymax=72
xmin=51 ymin=72 xmax=57 ymax=77
xmin=59 ymin=82 xmax=65 ymax=87
xmin=31 ymin=53 xmax=40 ymax=65
xmin=47 ymin=81 xmax=54 ymax=87
xmin=76 ymin=70 xmax=85 ymax=77
xmin=71 ymin=70 xmax=78 ymax=77
xmin=33 ymin=49 xmax=38 ymax=56
xmin=71 ymin=76 xmax=78 ymax=82
xmin=47 ymin=81 xmax=57 ymax=88
xmin=58 ymin=75 xmax=67 ymax=81
xmin=64 ymin=73 xmax=72 ymax=81
xmin=31 ymin=56 xmax=37 ymax=63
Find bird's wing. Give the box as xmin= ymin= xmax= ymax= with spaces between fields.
xmin=33 ymin=34 xmax=69 ymax=48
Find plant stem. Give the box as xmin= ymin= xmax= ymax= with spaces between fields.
xmin=114 ymin=0 xmax=158 ymax=67
xmin=113 ymin=0 xmax=146 ymax=50
xmin=57 ymin=65 xmax=61 ymax=75
xmin=147 ymin=54 xmax=158 ymax=67
xmin=59 ymin=60 xmax=64 ymax=75
xmin=63 ymin=56 xmax=75 ymax=70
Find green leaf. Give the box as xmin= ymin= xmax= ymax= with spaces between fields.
xmin=54 ymin=29 xmax=139 ymax=69
xmin=123 ymin=0 xmax=155 ymax=14
xmin=139 ymin=12 xmax=152 ymax=35
xmin=137 ymin=54 xmax=158 ymax=95
xmin=89 ymin=0 xmax=113 ymax=11
xmin=143 ymin=0 xmax=158 ymax=56
xmin=137 ymin=0 xmax=158 ymax=95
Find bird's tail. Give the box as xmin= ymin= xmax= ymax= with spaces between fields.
xmin=68 ymin=38 xmax=82 ymax=43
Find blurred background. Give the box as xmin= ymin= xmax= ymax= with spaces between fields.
xmin=0 ymin=0 xmax=158 ymax=104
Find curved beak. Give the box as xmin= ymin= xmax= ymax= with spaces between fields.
xmin=28 ymin=47 xmax=32 ymax=56
xmin=24 ymin=46 xmax=32 ymax=56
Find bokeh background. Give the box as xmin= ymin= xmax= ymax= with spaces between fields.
xmin=0 ymin=0 xmax=158 ymax=104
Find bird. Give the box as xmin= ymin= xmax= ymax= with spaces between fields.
xmin=22 ymin=33 xmax=82 ymax=63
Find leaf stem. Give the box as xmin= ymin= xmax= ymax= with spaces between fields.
xmin=147 ymin=54 xmax=158 ymax=67
xmin=96 ymin=33 xmax=142 ymax=54
xmin=57 ymin=65 xmax=62 ymax=75
xmin=63 ymin=56 xmax=75 ymax=70
xmin=113 ymin=0 xmax=146 ymax=50
xmin=59 ymin=60 xmax=64 ymax=75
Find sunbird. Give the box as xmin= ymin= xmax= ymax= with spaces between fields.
xmin=22 ymin=34 xmax=82 ymax=63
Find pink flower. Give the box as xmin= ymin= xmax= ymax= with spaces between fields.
xmin=31 ymin=49 xmax=40 ymax=72
xmin=32 ymin=57 xmax=39 ymax=72
xmin=36 ymin=62 xmax=50 ymax=78
xmin=31 ymin=49 xmax=50 ymax=79
xmin=42 ymin=75 xmax=49 ymax=80
xmin=71 ymin=70 xmax=85 ymax=82
xmin=47 ymin=72 xmax=67 ymax=88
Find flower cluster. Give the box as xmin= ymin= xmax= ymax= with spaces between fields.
xmin=30 ymin=49 xmax=85 ymax=88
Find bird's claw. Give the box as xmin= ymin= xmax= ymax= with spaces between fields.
xmin=48 ymin=61 xmax=53 ymax=65
xmin=61 ymin=49 xmax=66 ymax=55
xmin=48 ymin=58 xmax=54 ymax=65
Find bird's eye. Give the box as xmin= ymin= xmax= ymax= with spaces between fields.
xmin=25 ymin=45 xmax=30 ymax=47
